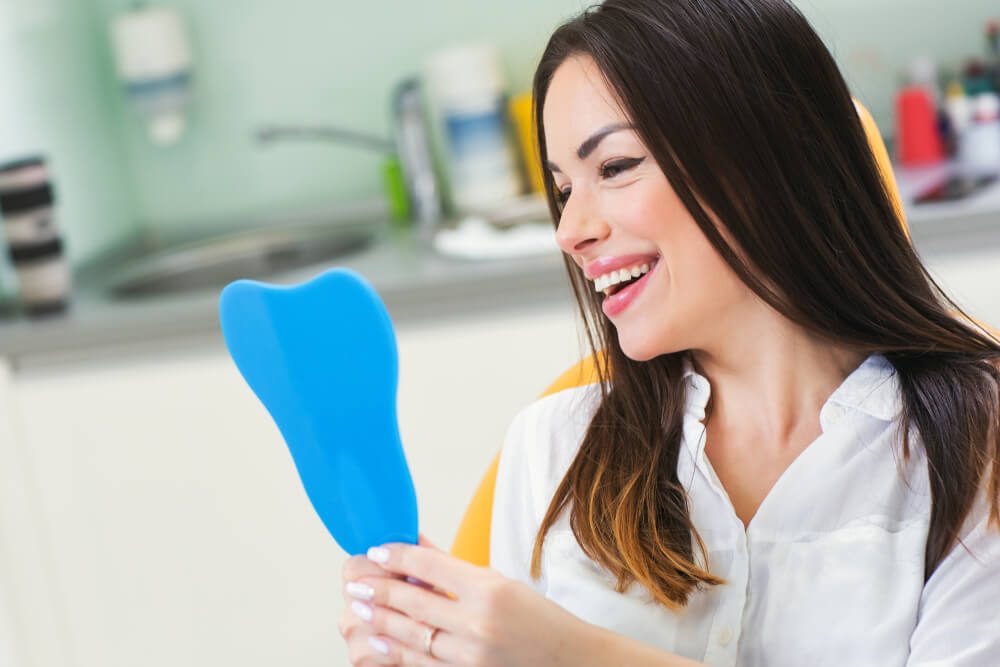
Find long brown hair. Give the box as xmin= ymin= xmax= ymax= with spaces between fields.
xmin=530 ymin=0 xmax=1000 ymax=609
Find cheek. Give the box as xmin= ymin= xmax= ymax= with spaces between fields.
xmin=615 ymin=181 xmax=665 ymax=229
xmin=655 ymin=212 xmax=717 ymax=288
xmin=653 ymin=222 xmax=747 ymax=336
xmin=671 ymin=236 xmax=734 ymax=296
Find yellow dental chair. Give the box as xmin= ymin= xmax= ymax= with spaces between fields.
xmin=449 ymin=101 xmax=909 ymax=566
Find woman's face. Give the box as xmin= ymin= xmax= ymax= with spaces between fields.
xmin=544 ymin=55 xmax=752 ymax=361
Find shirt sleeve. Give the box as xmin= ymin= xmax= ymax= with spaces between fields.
xmin=907 ymin=493 xmax=1000 ymax=665
xmin=488 ymin=403 xmax=546 ymax=593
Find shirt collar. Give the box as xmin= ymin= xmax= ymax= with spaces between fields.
xmin=681 ymin=355 xmax=711 ymax=423
xmin=823 ymin=353 xmax=902 ymax=422
xmin=681 ymin=352 xmax=902 ymax=425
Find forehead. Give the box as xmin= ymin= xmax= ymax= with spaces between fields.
xmin=543 ymin=56 xmax=630 ymax=153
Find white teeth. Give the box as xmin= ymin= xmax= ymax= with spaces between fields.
xmin=592 ymin=261 xmax=654 ymax=294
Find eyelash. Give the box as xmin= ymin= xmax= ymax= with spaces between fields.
xmin=556 ymin=157 xmax=645 ymax=205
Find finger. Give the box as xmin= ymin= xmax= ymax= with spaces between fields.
xmin=350 ymin=600 xmax=429 ymax=650
xmin=343 ymin=554 xmax=397 ymax=582
xmin=353 ymin=601 xmax=480 ymax=667
xmin=365 ymin=634 xmax=444 ymax=667
xmin=417 ymin=534 xmax=440 ymax=550
xmin=344 ymin=564 xmax=407 ymax=608
xmin=339 ymin=607 xmax=379 ymax=643
xmin=345 ymin=631 xmax=397 ymax=666
xmin=349 ymin=576 xmax=459 ymax=634
xmin=401 ymin=576 xmax=454 ymax=603
xmin=367 ymin=543 xmax=487 ymax=599
xmin=416 ymin=627 xmax=482 ymax=666
xmin=339 ymin=608 xmax=360 ymax=640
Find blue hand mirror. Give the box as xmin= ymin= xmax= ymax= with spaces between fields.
xmin=219 ymin=268 xmax=418 ymax=555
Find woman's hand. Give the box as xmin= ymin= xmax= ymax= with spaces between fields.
xmin=341 ymin=535 xmax=591 ymax=666
xmin=339 ymin=549 xmax=408 ymax=666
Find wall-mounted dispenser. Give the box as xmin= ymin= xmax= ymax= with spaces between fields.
xmin=110 ymin=4 xmax=193 ymax=146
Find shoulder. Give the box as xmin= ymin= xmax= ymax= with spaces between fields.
xmin=489 ymin=382 xmax=604 ymax=576
xmin=498 ymin=383 xmax=603 ymax=503
xmin=911 ymin=487 xmax=1000 ymax=660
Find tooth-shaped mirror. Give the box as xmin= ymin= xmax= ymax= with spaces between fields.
xmin=219 ymin=268 xmax=418 ymax=555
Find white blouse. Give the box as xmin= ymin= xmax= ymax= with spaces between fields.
xmin=490 ymin=354 xmax=1000 ymax=666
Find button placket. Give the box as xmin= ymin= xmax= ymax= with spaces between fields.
xmin=703 ymin=528 xmax=749 ymax=664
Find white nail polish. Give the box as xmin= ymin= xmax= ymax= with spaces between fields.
xmin=351 ymin=600 xmax=373 ymax=622
xmin=367 ymin=547 xmax=390 ymax=564
xmin=368 ymin=636 xmax=390 ymax=655
xmin=346 ymin=582 xmax=374 ymax=600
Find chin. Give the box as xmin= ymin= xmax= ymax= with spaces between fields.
xmin=616 ymin=325 xmax=686 ymax=363
xmin=617 ymin=336 xmax=666 ymax=363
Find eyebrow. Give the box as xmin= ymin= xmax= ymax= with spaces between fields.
xmin=545 ymin=122 xmax=634 ymax=173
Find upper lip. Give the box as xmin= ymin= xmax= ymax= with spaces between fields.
xmin=583 ymin=254 xmax=659 ymax=280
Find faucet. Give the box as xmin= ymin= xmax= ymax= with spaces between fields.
xmin=256 ymin=77 xmax=444 ymax=239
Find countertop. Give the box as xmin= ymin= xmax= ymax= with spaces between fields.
xmin=0 ymin=219 xmax=572 ymax=366
xmin=2 ymin=173 xmax=1000 ymax=366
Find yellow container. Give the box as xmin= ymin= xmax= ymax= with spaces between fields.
xmin=509 ymin=92 xmax=545 ymax=193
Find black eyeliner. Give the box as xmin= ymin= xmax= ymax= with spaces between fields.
xmin=602 ymin=156 xmax=646 ymax=173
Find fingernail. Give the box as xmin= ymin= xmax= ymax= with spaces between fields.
xmin=368 ymin=636 xmax=390 ymax=655
xmin=367 ymin=547 xmax=390 ymax=564
xmin=351 ymin=600 xmax=373 ymax=622
xmin=346 ymin=582 xmax=374 ymax=600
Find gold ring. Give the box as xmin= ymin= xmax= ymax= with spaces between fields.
xmin=423 ymin=625 xmax=439 ymax=657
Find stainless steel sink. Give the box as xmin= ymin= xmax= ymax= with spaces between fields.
xmin=98 ymin=221 xmax=380 ymax=298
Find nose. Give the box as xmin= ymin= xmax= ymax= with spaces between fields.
xmin=554 ymin=191 xmax=610 ymax=256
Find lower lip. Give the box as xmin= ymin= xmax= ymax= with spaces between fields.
xmin=601 ymin=261 xmax=657 ymax=318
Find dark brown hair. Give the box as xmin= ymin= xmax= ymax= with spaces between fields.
xmin=530 ymin=0 xmax=1000 ymax=608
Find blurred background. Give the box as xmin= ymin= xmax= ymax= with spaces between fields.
xmin=2 ymin=1 xmax=1000 ymax=665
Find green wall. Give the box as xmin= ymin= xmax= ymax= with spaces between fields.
xmin=801 ymin=0 xmax=997 ymax=125
xmin=0 ymin=0 xmax=134 ymax=266
xmin=88 ymin=0 xmax=587 ymax=234
xmin=3 ymin=0 xmax=999 ymax=269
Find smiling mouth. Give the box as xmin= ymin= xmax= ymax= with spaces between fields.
xmin=592 ymin=258 xmax=659 ymax=297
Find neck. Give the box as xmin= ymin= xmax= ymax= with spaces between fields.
xmin=690 ymin=303 xmax=866 ymax=450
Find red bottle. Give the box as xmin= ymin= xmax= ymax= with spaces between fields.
xmin=896 ymin=87 xmax=946 ymax=166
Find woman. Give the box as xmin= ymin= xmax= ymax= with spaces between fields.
xmin=339 ymin=0 xmax=1000 ymax=664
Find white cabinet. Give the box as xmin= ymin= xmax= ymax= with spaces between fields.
xmin=0 ymin=358 xmax=67 ymax=667
xmin=4 ymin=304 xmax=579 ymax=667
xmin=923 ymin=250 xmax=1000 ymax=326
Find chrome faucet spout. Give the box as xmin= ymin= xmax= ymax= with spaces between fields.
xmin=255 ymin=77 xmax=443 ymax=238
xmin=255 ymin=125 xmax=394 ymax=154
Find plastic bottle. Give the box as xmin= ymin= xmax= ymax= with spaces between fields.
xmin=960 ymin=92 xmax=1000 ymax=173
xmin=0 ymin=156 xmax=72 ymax=314
xmin=424 ymin=44 xmax=523 ymax=214
xmin=944 ymin=80 xmax=970 ymax=157
xmin=0 ymin=249 xmax=16 ymax=315
xmin=895 ymin=87 xmax=945 ymax=166
xmin=110 ymin=5 xmax=193 ymax=145
xmin=509 ymin=92 xmax=544 ymax=194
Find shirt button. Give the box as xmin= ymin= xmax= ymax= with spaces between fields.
xmin=826 ymin=404 xmax=846 ymax=424
xmin=718 ymin=626 xmax=734 ymax=646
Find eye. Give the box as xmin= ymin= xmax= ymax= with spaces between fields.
xmin=556 ymin=188 xmax=571 ymax=205
xmin=601 ymin=156 xmax=645 ymax=179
